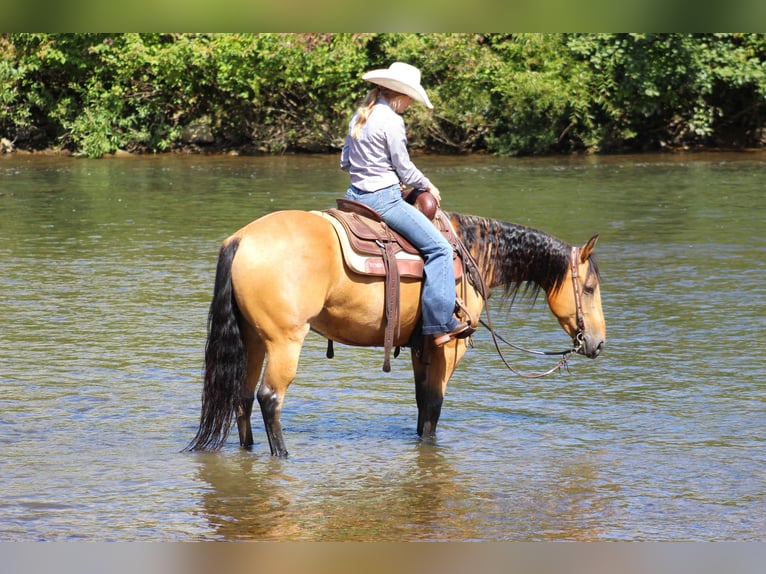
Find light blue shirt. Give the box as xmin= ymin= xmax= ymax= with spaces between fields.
xmin=340 ymin=98 xmax=431 ymax=193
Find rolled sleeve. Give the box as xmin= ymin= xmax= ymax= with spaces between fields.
xmin=386 ymin=118 xmax=431 ymax=191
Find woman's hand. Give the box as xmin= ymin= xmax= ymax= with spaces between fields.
xmin=427 ymin=184 xmax=442 ymax=205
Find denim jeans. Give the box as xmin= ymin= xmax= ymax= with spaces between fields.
xmin=346 ymin=184 xmax=459 ymax=334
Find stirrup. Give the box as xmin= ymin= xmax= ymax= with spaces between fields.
xmin=455 ymin=297 xmax=477 ymax=329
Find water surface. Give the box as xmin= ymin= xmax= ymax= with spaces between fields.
xmin=1 ymin=152 xmax=764 ymax=540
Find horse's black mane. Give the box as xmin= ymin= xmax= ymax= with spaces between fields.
xmin=449 ymin=212 xmax=596 ymax=303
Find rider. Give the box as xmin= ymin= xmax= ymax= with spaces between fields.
xmin=340 ymin=62 xmax=473 ymax=346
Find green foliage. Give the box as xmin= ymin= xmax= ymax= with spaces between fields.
xmin=1 ymin=33 xmax=764 ymax=158
xmin=566 ymin=33 xmax=766 ymax=151
xmin=369 ymin=33 xmax=496 ymax=152
xmin=481 ymin=34 xmax=592 ymax=155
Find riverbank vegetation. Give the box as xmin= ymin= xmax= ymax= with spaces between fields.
xmin=1 ymin=33 xmax=765 ymax=158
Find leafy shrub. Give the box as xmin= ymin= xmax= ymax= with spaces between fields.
xmin=1 ymin=33 xmax=764 ymax=157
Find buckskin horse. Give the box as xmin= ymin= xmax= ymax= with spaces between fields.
xmin=185 ymin=205 xmax=605 ymax=457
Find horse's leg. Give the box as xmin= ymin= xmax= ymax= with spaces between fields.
xmin=237 ymin=399 xmax=255 ymax=448
xmin=412 ymin=353 xmax=437 ymax=438
xmin=413 ymin=340 xmax=467 ymax=439
xmin=237 ymin=326 xmax=266 ymax=449
xmin=257 ymin=335 xmax=306 ymax=457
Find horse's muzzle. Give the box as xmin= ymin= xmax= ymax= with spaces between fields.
xmin=576 ymin=333 xmax=605 ymax=359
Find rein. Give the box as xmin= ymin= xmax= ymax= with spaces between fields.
xmin=478 ymin=245 xmax=585 ymax=379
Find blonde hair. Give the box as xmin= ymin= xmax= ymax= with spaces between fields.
xmin=351 ymin=87 xmax=410 ymax=139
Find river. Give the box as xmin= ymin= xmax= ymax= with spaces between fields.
xmin=1 ymin=151 xmax=764 ymax=541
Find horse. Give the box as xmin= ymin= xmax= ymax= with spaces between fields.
xmin=185 ymin=209 xmax=605 ymax=457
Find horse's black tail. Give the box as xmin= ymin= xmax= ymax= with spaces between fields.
xmin=184 ymin=236 xmax=245 ymax=452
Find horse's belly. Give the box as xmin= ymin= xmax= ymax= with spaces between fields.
xmin=313 ymin=277 xmax=422 ymax=347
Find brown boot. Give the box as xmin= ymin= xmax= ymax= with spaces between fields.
xmin=433 ymin=322 xmax=475 ymax=347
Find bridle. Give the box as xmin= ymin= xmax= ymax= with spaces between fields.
xmin=570 ymin=245 xmax=586 ymax=353
xmin=478 ymin=244 xmax=587 ymax=378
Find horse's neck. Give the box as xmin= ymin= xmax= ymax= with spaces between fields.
xmin=451 ymin=213 xmax=569 ymax=294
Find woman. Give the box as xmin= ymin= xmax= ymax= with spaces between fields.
xmin=340 ymin=62 xmax=472 ymax=346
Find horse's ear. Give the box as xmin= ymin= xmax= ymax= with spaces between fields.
xmin=580 ymin=234 xmax=599 ymax=263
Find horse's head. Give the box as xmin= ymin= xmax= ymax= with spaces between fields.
xmin=546 ymin=235 xmax=606 ymax=358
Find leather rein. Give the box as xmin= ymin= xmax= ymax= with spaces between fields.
xmin=479 ymin=245 xmax=586 ymax=379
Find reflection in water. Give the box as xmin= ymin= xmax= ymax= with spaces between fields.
xmin=532 ymin=451 xmax=615 ymax=541
xmin=194 ymin=440 xmax=620 ymax=541
xmin=195 ymin=453 xmax=301 ymax=540
xmin=194 ymin=445 xmax=480 ymax=541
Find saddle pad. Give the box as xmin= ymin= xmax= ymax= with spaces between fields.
xmin=326 ymin=204 xmax=419 ymax=256
xmin=315 ymin=210 xmax=463 ymax=280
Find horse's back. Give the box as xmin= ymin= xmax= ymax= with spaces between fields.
xmin=234 ymin=209 xmax=329 ymax=240
xmin=233 ymin=209 xmax=340 ymax=260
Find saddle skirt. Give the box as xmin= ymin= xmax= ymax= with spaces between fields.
xmin=316 ymin=198 xmax=464 ymax=280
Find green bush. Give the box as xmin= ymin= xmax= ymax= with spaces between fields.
xmin=1 ymin=33 xmax=764 ymax=157
xmin=566 ymin=33 xmax=766 ymax=151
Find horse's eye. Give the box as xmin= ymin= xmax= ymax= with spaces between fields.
xmin=583 ymin=285 xmax=595 ymax=295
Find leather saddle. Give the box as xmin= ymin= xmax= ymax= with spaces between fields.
xmin=321 ymin=198 xmax=464 ymax=280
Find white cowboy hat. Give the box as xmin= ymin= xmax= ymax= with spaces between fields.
xmin=362 ymin=62 xmax=434 ymax=109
